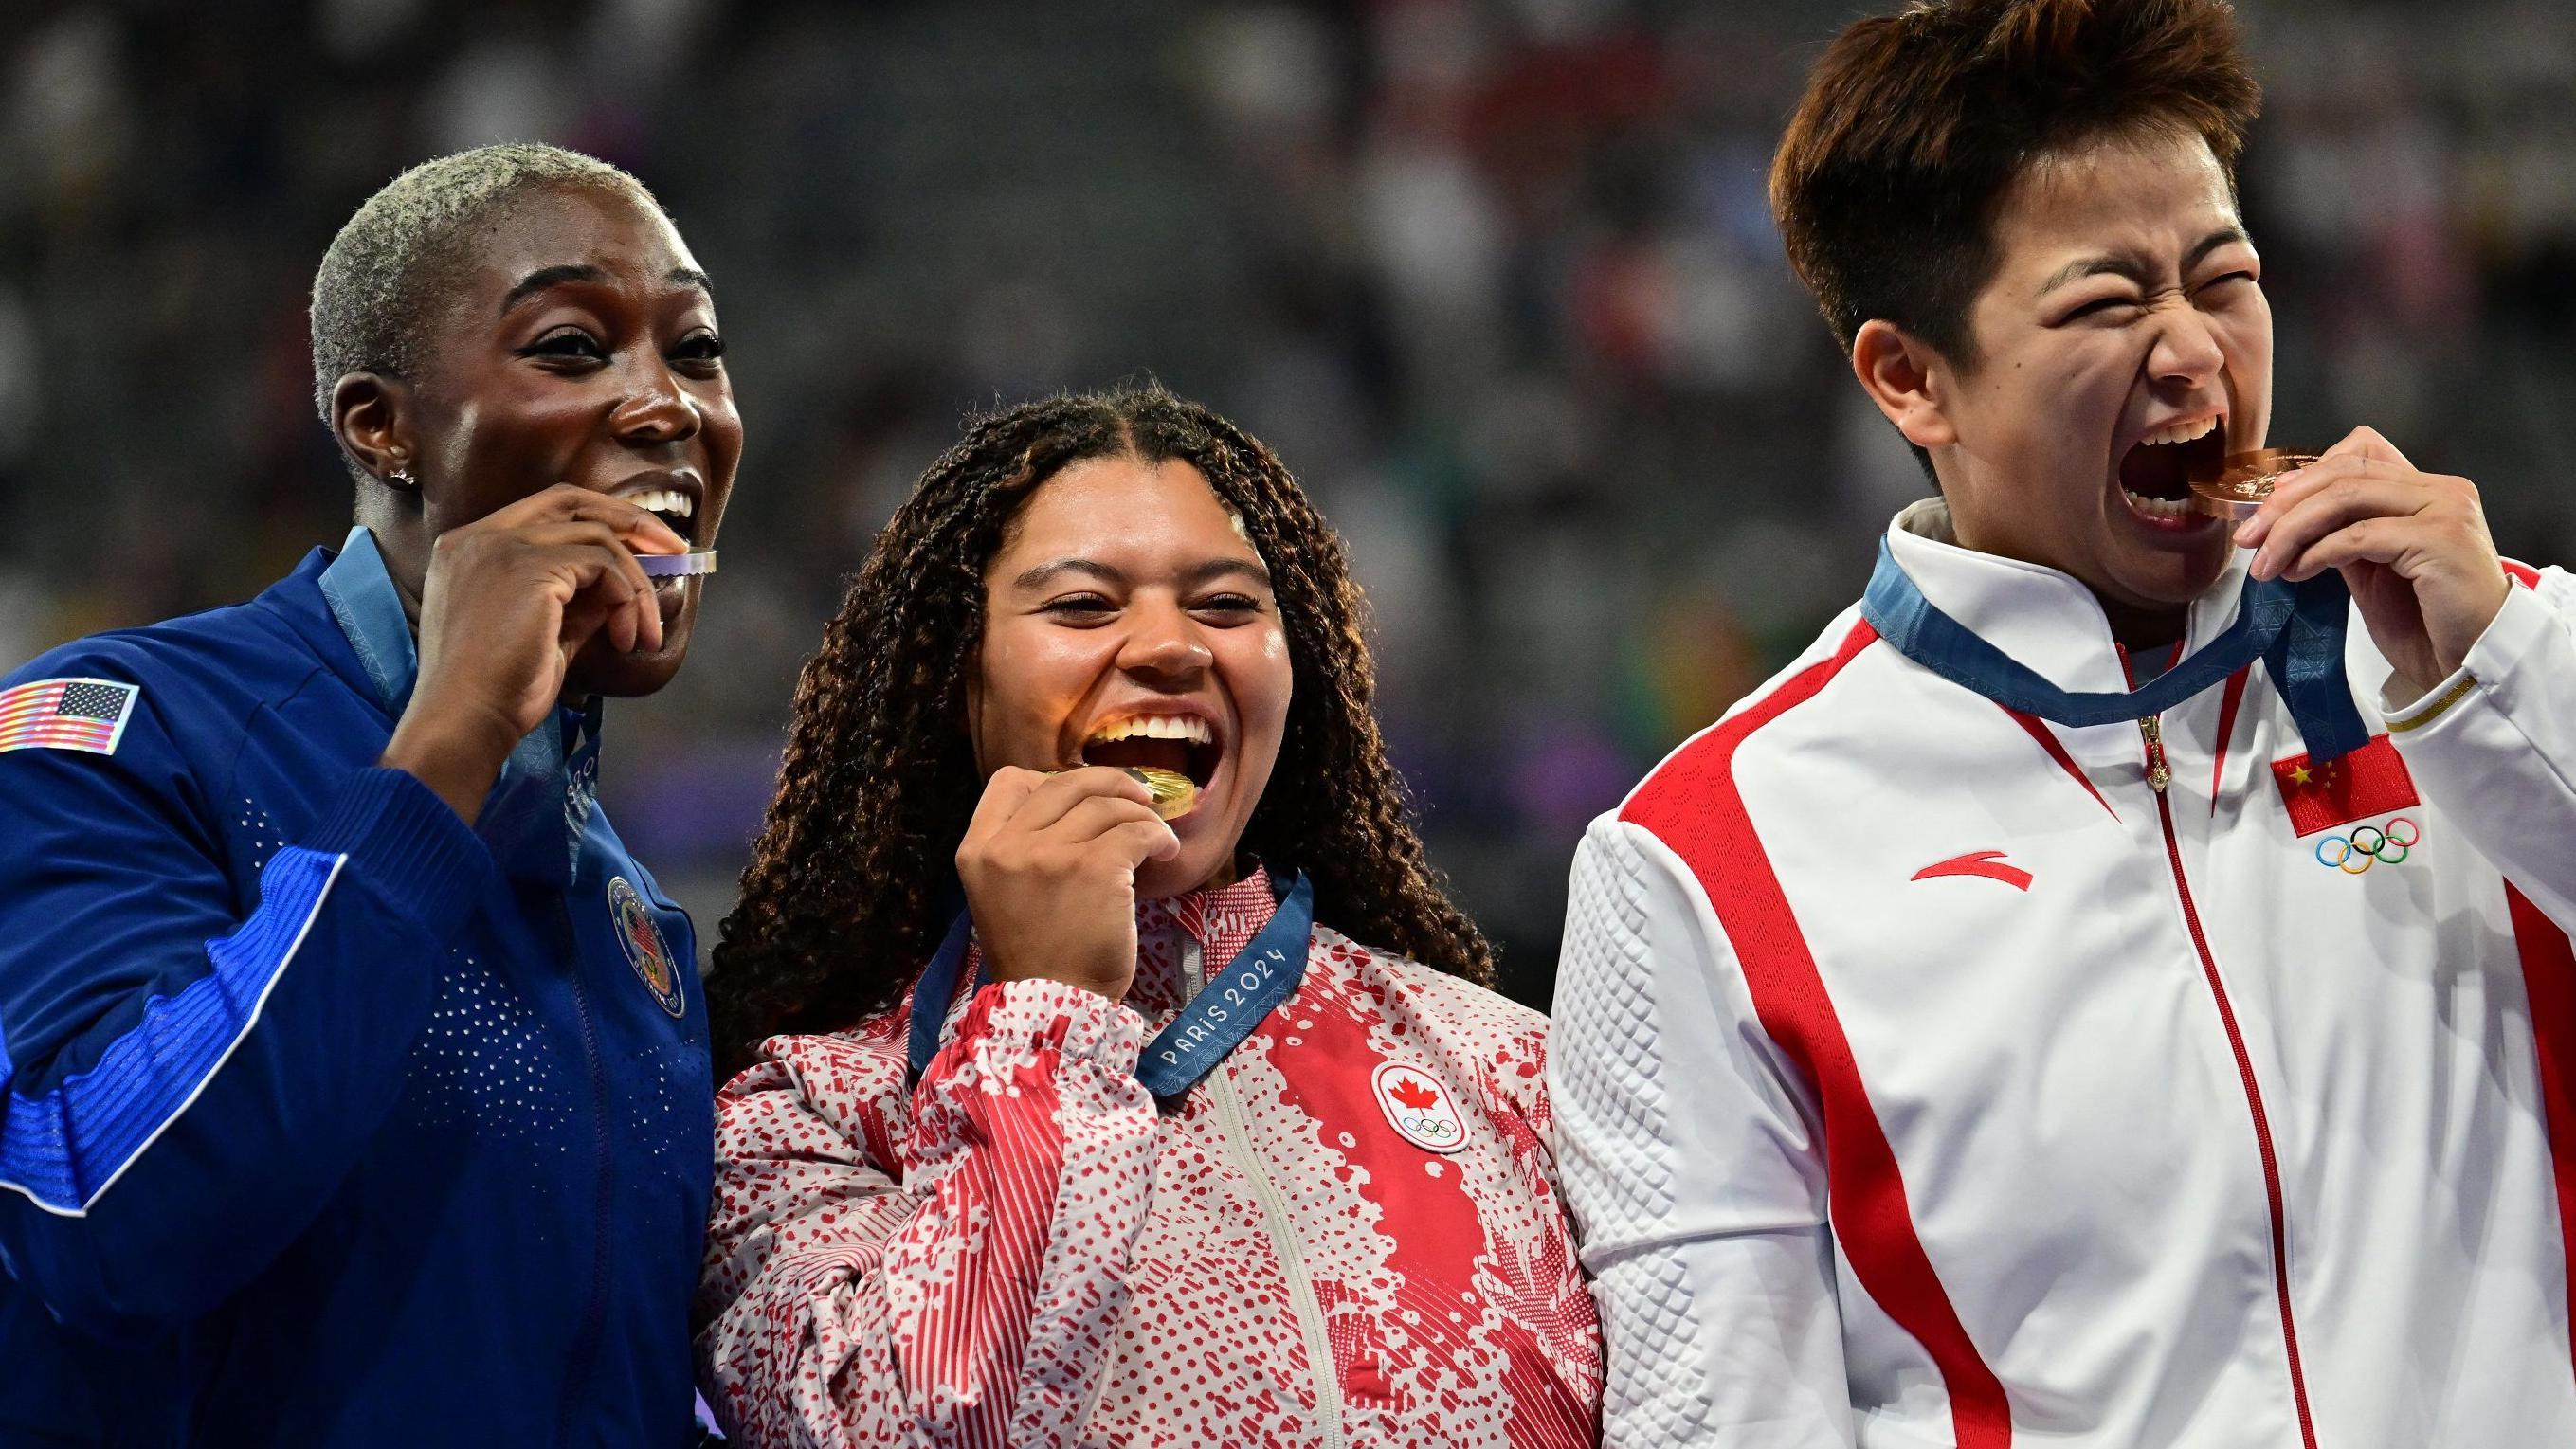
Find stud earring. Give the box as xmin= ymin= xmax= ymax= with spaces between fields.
xmin=386 ymin=466 xmax=415 ymax=488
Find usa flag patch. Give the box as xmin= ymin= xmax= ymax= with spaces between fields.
xmin=0 ymin=678 xmax=138 ymax=757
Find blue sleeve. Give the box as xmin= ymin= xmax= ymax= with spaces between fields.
xmin=0 ymin=674 xmax=495 ymax=1338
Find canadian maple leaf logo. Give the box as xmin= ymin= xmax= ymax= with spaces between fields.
xmin=1388 ymin=1077 xmax=1440 ymax=1111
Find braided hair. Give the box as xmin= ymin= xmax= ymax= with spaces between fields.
xmin=706 ymin=386 xmax=1493 ymax=1079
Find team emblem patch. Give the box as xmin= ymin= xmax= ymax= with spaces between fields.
xmin=2272 ymin=734 xmax=2419 ymax=837
xmin=0 ymin=678 xmax=137 ymax=757
xmin=1372 ymin=1060 xmax=1467 ymax=1154
xmin=2314 ymin=817 xmax=2421 ymax=874
xmin=608 ymin=876 xmax=685 ymax=1018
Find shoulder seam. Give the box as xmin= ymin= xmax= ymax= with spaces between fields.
xmin=1623 ymin=619 xmax=1882 ymax=827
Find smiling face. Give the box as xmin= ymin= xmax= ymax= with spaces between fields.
xmin=362 ymin=181 xmax=742 ymax=697
xmin=969 ymin=454 xmax=1294 ymax=898
xmin=1881 ymin=129 xmax=2274 ymax=625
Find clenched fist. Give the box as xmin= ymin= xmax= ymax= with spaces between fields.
xmin=2239 ymin=426 xmax=2511 ymax=702
xmin=955 ymin=766 xmax=1183 ymax=1001
xmin=380 ymin=484 xmax=688 ymax=824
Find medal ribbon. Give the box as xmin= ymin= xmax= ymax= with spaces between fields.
xmin=1860 ymin=538 xmax=2370 ymax=763
xmin=905 ymin=872 xmax=1315 ymax=1103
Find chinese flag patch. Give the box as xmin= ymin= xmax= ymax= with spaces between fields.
xmin=2271 ymin=734 xmax=2420 ymax=837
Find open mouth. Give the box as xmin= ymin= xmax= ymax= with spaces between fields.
xmin=623 ymin=484 xmax=700 ymax=548
xmin=613 ymin=476 xmax=704 ymax=613
xmin=1079 ymin=714 xmax=1223 ymax=803
xmin=2116 ymin=413 xmax=2227 ymax=525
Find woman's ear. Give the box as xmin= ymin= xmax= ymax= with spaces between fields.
xmin=1851 ymin=319 xmax=1959 ymax=453
xmin=330 ymin=372 xmax=419 ymax=489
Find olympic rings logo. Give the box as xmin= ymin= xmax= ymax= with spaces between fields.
xmin=2315 ymin=817 xmax=2420 ymax=873
xmin=1395 ymin=1114 xmax=1462 ymax=1142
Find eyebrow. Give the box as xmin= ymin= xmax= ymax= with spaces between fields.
xmin=499 ymin=263 xmax=717 ymax=316
xmin=2037 ymin=226 xmax=2250 ymax=296
xmin=1010 ymin=557 xmax=1275 ymax=592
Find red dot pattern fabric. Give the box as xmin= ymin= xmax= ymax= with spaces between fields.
xmin=695 ymin=870 xmax=1603 ymax=1446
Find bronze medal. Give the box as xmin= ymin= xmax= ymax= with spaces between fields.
xmin=2189 ymin=448 xmax=2320 ymax=520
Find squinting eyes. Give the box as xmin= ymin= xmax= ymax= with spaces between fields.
xmin=2061 ymin=272 xmax=2259 ymax=324
xmin=522 ymin=330 xmax=607 ymax=359
xmin=517 ymin=329 xmax=725 ymax=367
xmin=1040 ymin=595 xmax=1268 ymax=619
xmin=2062 ymin=296 xmax=2138 ymax=322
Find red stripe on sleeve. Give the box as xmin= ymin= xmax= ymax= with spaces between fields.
xmin=2506 ymin=884 xmax=2576 ymax=1391
xmin=1624 ymin=621 xmax=2014 ymax=1447
xmin=901 ymin=989 xmax=1069 ymax=1445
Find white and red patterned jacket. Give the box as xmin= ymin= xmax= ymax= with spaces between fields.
xmin=696 ymin=868 xmax=1601 ymax=1447
xmin=1555 ymin=498 xmax=2576 ymax=1447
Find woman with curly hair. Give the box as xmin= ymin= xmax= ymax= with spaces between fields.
xmin=694 ymin=386 xmax=1600 ymax=1446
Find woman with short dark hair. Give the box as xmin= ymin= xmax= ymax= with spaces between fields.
xmin=0 ymin=142 xmax=735 ymax=1442
xmin=696 ymin=386 xmax=1600 ymax=1447
xmin=1557 ymin=1 xmax=2576 ymax=1444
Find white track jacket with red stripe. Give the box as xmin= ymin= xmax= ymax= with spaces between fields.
xmin=1552 ymin=498 xmax=2576 ymax=1448
xmin=696 ymin=869 xmax=1601 ymax=1447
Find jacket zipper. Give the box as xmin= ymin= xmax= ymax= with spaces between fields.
xmin=2142 ymin=715 xmax=2320 ymax=1449
xmin=1185 ymin=935 xmax=1348 ymax=1449
xmin=553 ymin=899 xmax=615 ymax=1446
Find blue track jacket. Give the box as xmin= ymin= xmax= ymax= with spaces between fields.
xmin=0 ymin=531 xmax=714 ymax=1445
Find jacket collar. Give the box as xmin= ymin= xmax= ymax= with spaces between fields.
xmin=1886 ymin=498 xmax=2250 ymax=697
xmin=960 ymin=868 xmax=1282 ymax=1016
xmin=1134 ymin=866 xmax=1281 ymax=1014
xmin=1143 ymin=866 xmax=1279 ymax=961
xmin=317 ymin=526 xmax=420 ymax=715
xmin=305 ymin=526 xmax=600 ymax=881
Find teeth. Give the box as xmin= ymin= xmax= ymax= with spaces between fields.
xmin=2122 ymin=487 xmax=2196 ymax=520
xmin=1086 ymin=715 xmax=1213 ymax=745
xmin=2139 ymin=415 xmax=2220 ymax=448
xmin=624 ymin=487 xmax=695 ymax=518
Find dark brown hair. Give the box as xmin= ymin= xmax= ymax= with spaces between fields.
xmin=705 ymin=386 xmax=1494 ymax=1079
xmin=1770 ymin=0 xmax=2261 ymax=367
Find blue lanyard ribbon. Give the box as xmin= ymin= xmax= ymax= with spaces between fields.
xmin=1859 ymin=538 xmax=2370 ymax=763
xmin=905 ymin=872 xmax=1315 ymax=1103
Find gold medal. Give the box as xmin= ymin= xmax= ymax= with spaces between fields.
xmin=1050 ymin=764 xmax=1199 ymax=820
xmin=1129 ymin=766 xmax=1198 ymax=821
xmin=2189 ymin=448 xmax=2319 ymax=520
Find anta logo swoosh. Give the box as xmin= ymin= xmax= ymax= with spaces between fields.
xmin=1911 ymin=850 xmax=2034 ymax=891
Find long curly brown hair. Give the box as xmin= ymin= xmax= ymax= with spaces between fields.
xmin=707 ymin=386 xmax=1494 ymax=1079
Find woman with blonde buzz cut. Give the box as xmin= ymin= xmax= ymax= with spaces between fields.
xmin=0 ymin=142 xmax=736 ymax=1443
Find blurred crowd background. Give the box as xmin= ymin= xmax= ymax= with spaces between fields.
xmin=4 ymin=0 xmax=2571 ymax=1007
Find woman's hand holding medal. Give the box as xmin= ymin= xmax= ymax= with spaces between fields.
xmin=383 ymin=484 xmax=687 ymax=824
xmin=2236 ymin=426 xmax=2511 ymax=702
xmin=954 ymin=765 xmax=1184 ymax=1002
